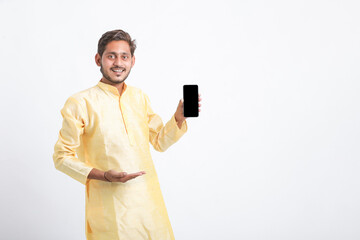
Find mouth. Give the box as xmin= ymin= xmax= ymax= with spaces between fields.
xmin=111 ymin=67 xmax=125 ymax=74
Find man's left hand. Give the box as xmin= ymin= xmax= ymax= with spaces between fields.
xmin=174 ymin=94 xmax=202 ymax=128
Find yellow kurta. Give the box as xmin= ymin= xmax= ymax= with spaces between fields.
xmin=53 ymin=81 xmax=187 ymax=240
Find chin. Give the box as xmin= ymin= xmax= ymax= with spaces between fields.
xmin=111 ymin=79 xmax=125 ymax=84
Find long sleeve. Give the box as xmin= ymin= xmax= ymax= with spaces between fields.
xmin=146 ymin=95 xmax=188 ymax=152
xmin=53 ymin=97 xmax=93 ymax=185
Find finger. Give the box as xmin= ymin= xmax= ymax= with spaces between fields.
xmin=122 ymin=173 xmax=144 ymax=182
xmin=126 ymin=174 xmax=138 ymax=180
xmin=198 ymin=103 xmax=201 ymax=107
xmin=178 ymin=99 xmax=184 ymax=109
xmin=132 ymin=171 xmax=146 ymax=176
xmin=113 ymin=172 xmax=127 ymax=178
xmin=126 ymin=171 xmax=146 ymax=178
xmin=121 ymin=175 xmax=134 ymax=182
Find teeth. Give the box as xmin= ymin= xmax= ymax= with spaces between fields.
xmin=112 ymin=69 xmax=124 ymax=72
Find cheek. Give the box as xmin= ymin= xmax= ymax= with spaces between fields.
xmin=101 ymin=59 xmax=112 ymax=68
xmin=127 ymin=61 xmax=134 ymax=68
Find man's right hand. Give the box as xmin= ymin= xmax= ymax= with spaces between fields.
xmin=104 ymin=169 xmax=146 ymax=183
xmin=88 ymin=168 xmax=146 ymax=183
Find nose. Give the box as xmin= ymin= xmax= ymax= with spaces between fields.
xmin=113 ymin=56 xmax=124 ymax=67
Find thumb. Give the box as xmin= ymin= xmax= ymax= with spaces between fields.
xmin=178 ymin=99 xmax=184 ymax=108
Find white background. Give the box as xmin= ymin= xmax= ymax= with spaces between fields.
xmin=1 ymin=0 xmax=360 ymax=239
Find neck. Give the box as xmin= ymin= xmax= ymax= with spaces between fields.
xmin=100 ymin=78 xmax=124 ymax=95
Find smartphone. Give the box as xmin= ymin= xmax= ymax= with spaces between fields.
xmin=183 ymin=85 xmax=199 ymax=117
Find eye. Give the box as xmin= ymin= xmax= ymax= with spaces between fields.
xmin=122 ymin=55 xmax=129 ymax=60
xmin=108 ymin=55 xmax=115 ymax=59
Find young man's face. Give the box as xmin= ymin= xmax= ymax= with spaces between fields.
xmin=95 ymin=40 xmax=135 ymax=85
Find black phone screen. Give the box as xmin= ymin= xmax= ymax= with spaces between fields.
xmin=183 ymin=85 xmax=199 ymax=117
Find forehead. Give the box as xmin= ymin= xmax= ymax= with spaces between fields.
xmin=104 ymin=40 xmax=131 ymax=54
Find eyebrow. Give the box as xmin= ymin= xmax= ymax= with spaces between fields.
xmin=106 ymin=51 xmax=130 ymax=55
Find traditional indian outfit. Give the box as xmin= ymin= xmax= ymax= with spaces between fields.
xmin=53 ymin=81 xmax=187 ymax=239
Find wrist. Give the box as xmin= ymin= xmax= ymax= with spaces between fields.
xmin=175 ymin=114 xmax=183 ymax=123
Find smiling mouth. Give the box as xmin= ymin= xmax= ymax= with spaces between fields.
xmin=111 ymin=68 xmax=125 ymax=73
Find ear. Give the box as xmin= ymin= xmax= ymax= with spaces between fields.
xmin=131 ymin=55 xmax=136 ymax=67
xmin=95 ymin=53 xmax=101 ymax=66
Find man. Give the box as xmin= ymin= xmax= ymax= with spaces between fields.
xmin=53 ymin=29 xmax=201 ymax=239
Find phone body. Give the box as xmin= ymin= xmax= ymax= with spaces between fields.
xmin=183 ymin=85 xmax=199 ymax=117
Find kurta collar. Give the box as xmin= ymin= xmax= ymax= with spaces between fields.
xmin=97 ymin=81 xmax=127 ymax=96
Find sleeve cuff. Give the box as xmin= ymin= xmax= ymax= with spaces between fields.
xmin=172 ymin=115 xmax=188 ymax=133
